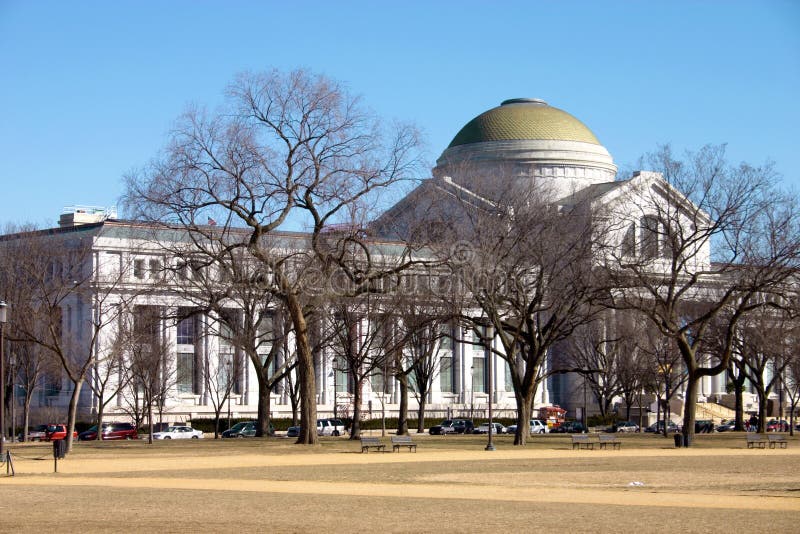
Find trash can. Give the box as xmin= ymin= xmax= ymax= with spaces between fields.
xmin=673 ymin=433 xmax=683 ymax=448
xmin=52 ymin=439 xmax=67 ymax=459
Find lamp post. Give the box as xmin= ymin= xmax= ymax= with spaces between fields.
xmin=226 ymin=361 xmax=232 ymax=431
xmin=332 ymin=359 xmax=338 ymax=420
xmin=0 ymin=301 xmax=8 ymax=457
xmin=485 ymin=326 xmax=495 ymax=452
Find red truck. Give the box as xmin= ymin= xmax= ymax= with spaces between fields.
xmin=45 ymin=424 xmax=78 ymax=441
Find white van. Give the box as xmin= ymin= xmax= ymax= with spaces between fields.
xmin=530 ymin=419 xmax=548 ymax=434
xmin=317 ymin=418 xmax=346 ymax=436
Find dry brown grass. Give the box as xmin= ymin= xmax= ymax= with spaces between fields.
xmin=2 ymin=432 xmax=799 ymax=533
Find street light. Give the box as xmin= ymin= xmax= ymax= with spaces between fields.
xmin=0 ymin=301 xmax=8 ymax=458
xmin=485 ymin=325 xmax=495 ymax=452
xmin=226 ymin=361 xmax=232 ymax=431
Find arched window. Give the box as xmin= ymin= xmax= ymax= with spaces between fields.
xmin=621 ymin=223 xmax=636 ymax=257
xmin=641 ymin=216 xmax=661 ymax=259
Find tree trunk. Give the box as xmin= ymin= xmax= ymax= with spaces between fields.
xmin=65 ymin=380 xmax=83 ymax=452
xmin=416 ymin=395 xmax=428 ymax=435
xmin=147 ymin=391 xmax=154 ymax=444
xmin=256 ymin=371 xmax=271 ymax=437
xmin=682 ymin=375 xmax=698 ymax=447
xmin=283 ymin=292 xmax=317 ymax=445
xmin=96 ymin=397 xmax=105 ymax=441
xmin=757 ymin=388 xmax=768 ymax=433
xmin=22 ymin=393 xmax=31 ymax=442
xmin=396 ymin=373 xmax=409 ymax=435
xmin=733 ymin=376 xmax=746 ymax=431
xmin=513 ymin=385 xmax=536 ymax=446
xmin=350 ymin=377 xmax=364 ymax=439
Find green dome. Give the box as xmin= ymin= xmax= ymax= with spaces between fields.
xmin=448 ymin=98 xmax=600 ymax=148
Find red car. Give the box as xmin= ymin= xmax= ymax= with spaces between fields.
xmin=45 ymin=424 xmax=78 ymax=441
xmin=767 ymin=420 xmax=789 ymax=432
xmin=77 ymin=422 xmax=138 ymax=440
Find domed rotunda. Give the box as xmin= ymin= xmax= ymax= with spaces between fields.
xmin=434 ymin=98 xmax=617 ymax=200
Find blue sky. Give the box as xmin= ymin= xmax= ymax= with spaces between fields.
xmin=1 ymin=0 xmax=798 ymax=228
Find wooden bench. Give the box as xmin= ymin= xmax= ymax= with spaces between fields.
xmin=768 ymin=434 xmax=788 ymax=449
xmin=360 ymin=436 xmax=386 ymax=453
xmin=391 ymin=435 xmax=417 ymax=452
xmin=598 ymin=433 xmax=621 ymax=450
xmin=746 ymin=434 xmax=768 ymax=449
xmin=571 ymin=434 xmax=596 ymax=450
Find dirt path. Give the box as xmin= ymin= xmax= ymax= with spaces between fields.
xmin=4 ymin=447 xmax=799 ymax=513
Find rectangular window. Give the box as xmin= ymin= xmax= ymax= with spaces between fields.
xmin=439 ymin=326 xmax=452 ymax=350
xmin=372 ymin=368 xmax=385 ymax=394
xmin=148 ymin=259 xmax=161 ymax=279
xmin=505 ymin=361 xmax=514 ymax=392
xmin=177 ymin=316 xmax=195 ymax=345
xmin=218 ymin=355 xmax=233 ymax=388
xmin=134 ymin=259 xmax=145 ymax=279
xmin=440 ymin=355 xmax=453 ymax=393
xmin=472 ymin=356 xmax=486 ymax=393
xmin=177 ymin=352 xmax=195 ymax=393
xmin=408 ymin=366 xmax=419 ymax=393
xmin=335 ymin=360 xmax=348 ymax=393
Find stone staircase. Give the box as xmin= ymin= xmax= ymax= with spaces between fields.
xmin=694 ymin=401 xmax=736 ymax=422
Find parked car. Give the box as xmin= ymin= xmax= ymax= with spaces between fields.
xmin=430 ymin=419 xmax=474 ymax=435
xmin=715 ymin=420 xmax=738 ymax=432
xmin=222 ymin=421 xmax=274 ymax=438
xmin=611 ymin=421 xmax=639 ymax=433
xmin=767 ymin=419 xmax=789 ymax=432
xmin=530 ymin=419 xmax=548 ymax=434
xmin=152 ymin=426 xmax=204 ymax=439
xmin=430 ymin=419 xmax=454 ymax=435
xmin=44 ymin=424 xmax=78 ymax=441
xmin=694 ymin=420 xmax=714 ymax=433
xmin=506 ymin=420 xmax=548 ymax=435
xmin=645 ymin=420 xmax=680 ymax=433
xmin=473 ymin=422 xmax=506 ymax=434
xmin=286 ymin=426 xmax=300 ymax=438
xmin=317 ymin=418 xmax=346 ymax=436
xmin=20 ymin=424 xmax=49 ymax=442
xmin=452 ymin=419 xmax=475 ymax=434
xmin=552 ymin=421 xmax=586 ymax=433
xmin=78 ymin=422 xmax=138 ymax=440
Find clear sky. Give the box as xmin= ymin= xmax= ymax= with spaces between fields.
xmin=1 ymin=0 xmax=798 ymax=229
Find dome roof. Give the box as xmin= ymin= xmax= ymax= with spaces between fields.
xmin=448 ymin=98 xmax=601 ymax=148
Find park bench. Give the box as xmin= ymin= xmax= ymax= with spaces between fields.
xmin=598 ymin=433 xmax=621 ymax=450
xmin=746 ymin=433 xmax=768 ymax=449
xmin=768 ymin=434 xmax=788 ymax=449
xmin=360 ymin=436 xmax=386 ymax=453
xmin=571 ymin=434 xmax=596 ymax=450
xmin=391 ymin=435 xmax=418 ymax=452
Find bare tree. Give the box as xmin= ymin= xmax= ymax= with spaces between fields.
xmin=1 ymin=227 xmax=134 ymax=451
xmin=325 ymin=296 xmax=393 ymax=439
xmin=9 ymin=341 xmax=49 ymax=441
xmin=734 ymin=308 xmax=797 ymax=433
xmin=639 ymin=327 xmax=688 ymax=436
xmin=393 ymin=303 xmax=450 ymax=435
xmin=118 ymin=306 xmax=176 ymax=443
xmin=600 ymin=145 xmax=800 ymax=446
xmin=563 ymin=321 xmax=623 ymax=419
xmin=123 ymin=68 xmax=424 ymax=444
xmin=785 ymin=338 xmax=800 ymax=437
xmin=434 ymin=180 xmax=608 ymax=446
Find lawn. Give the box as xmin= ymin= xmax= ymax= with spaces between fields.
xmin=1 ymin=432 xmax=798 ymax=533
